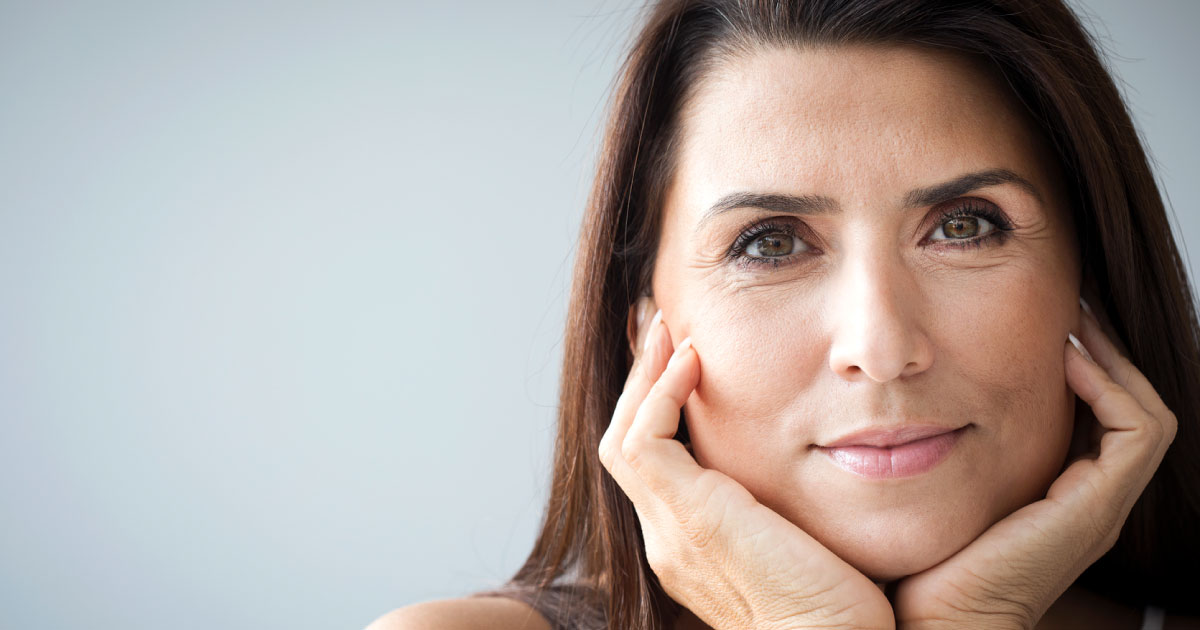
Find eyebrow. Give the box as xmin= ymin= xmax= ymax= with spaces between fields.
xmin=697 ymin=168 xmax=1042 ymax=228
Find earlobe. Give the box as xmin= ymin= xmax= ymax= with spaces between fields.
xmin=627 ymin=295 xmax=657 ymax=359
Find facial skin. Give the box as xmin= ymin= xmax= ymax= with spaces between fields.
xmin=648 ymin=44 xmax=1082 ymax=581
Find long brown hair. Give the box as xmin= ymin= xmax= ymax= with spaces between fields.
xmin=506 ymin=1 xmax=1200 ymax=626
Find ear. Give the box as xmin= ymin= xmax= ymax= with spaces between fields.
xmin=627 ymin=295 xmax=657 ymax=360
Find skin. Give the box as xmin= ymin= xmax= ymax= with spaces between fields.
xmin=649 ymin=43 xmax=1080 ymax=582
xmin=367 ymin=42 xmax=1186 ymax=630
xmin=612 ymin=300 xmax=1176 ymax=630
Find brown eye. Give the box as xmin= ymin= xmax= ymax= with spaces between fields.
xmin=932 ymin=215 xmax=995 ymax=241
xmin=944 ymin=217 xmax=978 ymax=238
xmin=746 ymin=232 xmax=799 ymax=257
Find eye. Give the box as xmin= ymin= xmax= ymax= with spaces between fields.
xmin=728 ymin=218 xmax=812 ymax=268
xmin=926 ymin=200 xmax=1015 ymax=250
xmin=930 ymin=214 xmax=994 ymax=241
xmin=727 ymin=199 xmax=1016 ymax=270
xmin=746 ymin=231 xmax=804 ymax=258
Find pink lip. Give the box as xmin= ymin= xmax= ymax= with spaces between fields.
xmin=821 ymin=425 xmax=963 ymax=448
xmin=817 ymin=425 xmax=968 ymax=479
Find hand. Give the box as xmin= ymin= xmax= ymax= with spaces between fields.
xmin=598 ymin=299 xmax=895 ymax=630
xmin=891 ymin=299 xmax=1178 ymax=630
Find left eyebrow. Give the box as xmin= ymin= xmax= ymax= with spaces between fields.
xmin=901 ymin=168 xmax=1043 ymax=208
xmin=696 ymin=168 xmax=1043 ymax=230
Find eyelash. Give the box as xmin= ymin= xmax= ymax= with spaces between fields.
xmin=727 ymin=199 xmax=1016 ymax=270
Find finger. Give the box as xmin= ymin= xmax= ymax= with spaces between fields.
xmin=1076 ymin=301 xmax=1173 ymax=423
xmin=600 ymin=309 xmax=674 ymax=513
xmin=1063 ymin=339 xmax=1170 ymax=492
xmin=603 ymin=308 xmax=666 ymax=471
xmin=622 ymin=336 xmax=705 ymax=506
xmin=621 ymin=309 xmax=672 ymax=431
xmin=624 ymin=305 xmax=672 ymax=388
xmin=1065 ymin=338 xmax=1151 ymax=432
xmin=1073 ymin=306 xmax=1178 ymax=465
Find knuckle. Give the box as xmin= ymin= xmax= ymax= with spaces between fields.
xmin=1164 ymin=410 xmax=1179 ymax=442
xmin=620 ymin=433 xmax=646 ymax=469
xmin=1142 ymin=418 xmax=1166 ymax=444
xmin=597 ymin=433 xmax=614 ymax=467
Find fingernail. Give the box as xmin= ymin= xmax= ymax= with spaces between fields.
xmin=643 ymin=308 xmax=663 ymax=354
xmin=1068 ymin=332 xmax=1094 ymax=363
xmin=635 ymin=297 xmax=650 ymax=329
xmin=1080 ymin=296 xmax=1094 ymax=317
xmin=666 ymin=336 xmax=693 ymax=369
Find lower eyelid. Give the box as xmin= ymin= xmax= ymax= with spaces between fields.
xmin=928 ymin=229 xmax=1010 ymax=251
xmin=734 ymin=230 xmax=1008 ymax=268
xmin=733 ymin=243 xmax=814 ymax=269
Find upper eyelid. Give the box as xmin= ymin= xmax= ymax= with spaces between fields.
xmin=728 ymin=218 xmax=808 ymax=255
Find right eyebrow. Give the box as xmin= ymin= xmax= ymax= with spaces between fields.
xmin=701 ymin=192 xmax=837 ymax=221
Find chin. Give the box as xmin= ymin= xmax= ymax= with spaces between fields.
xmin=846 ymin=541 xmax=959 ymax=582
xmin=796 ymin=505 xmax=989 ymax=582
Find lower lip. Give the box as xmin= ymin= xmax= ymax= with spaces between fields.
xmin=819 ymin=428 xmax=965 ymax=479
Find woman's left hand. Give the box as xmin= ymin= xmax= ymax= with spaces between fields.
xmin=890 ymin=300 xmax=1178 ymax=630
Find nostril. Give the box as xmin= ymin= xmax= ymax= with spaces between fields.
xmin=830 ymin=341 xmax=927 ymax=383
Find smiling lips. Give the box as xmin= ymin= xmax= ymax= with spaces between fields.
xmin=816 ymin=425 xmax=968 ymax=479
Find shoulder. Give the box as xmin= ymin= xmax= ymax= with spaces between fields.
xmin=364 ymin=596 xmax=552 ymax=630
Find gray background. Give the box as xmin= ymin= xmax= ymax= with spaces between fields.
xmin=0 ymin=1 xmax=1194 ymax=628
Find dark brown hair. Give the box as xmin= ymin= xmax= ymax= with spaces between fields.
xmin=504 ymin=1 xmax=1200 ymax=627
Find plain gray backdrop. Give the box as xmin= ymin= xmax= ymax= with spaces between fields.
xmin=0 ymin=1 xmax=1195 ymax=628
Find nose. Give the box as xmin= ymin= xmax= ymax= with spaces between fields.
xmin=827 ymin=249 xmax=934 ymax=382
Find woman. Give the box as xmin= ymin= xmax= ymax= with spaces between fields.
xmin=372 ymin=0 xmax=1200 ymax=628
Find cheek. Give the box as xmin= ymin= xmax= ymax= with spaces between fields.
xmin=935 ymin=269 xmax=1065 ymax=396
xmin=937 ymin=257 xmax=1074 ymax=413
xmin=681 ymin=291 xmax=825 ymax=468
xmin=946 ymin=267 xmax=1075 ymax=499
xmin=680 ymin=258 xmax=1074 ymax=504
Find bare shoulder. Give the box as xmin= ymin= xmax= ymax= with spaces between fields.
xmin=364 ymin=596 xmax=552 ymax=630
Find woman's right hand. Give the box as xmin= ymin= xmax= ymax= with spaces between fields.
xmin=598 ymin=300 xmax=895 ymax=630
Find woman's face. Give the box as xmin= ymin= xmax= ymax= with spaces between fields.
xmin=649 ymin=44 xmax=1081 ymax=581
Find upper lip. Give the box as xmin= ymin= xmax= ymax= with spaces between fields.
xmin=818 ymin=424 xmax=966 ymax=448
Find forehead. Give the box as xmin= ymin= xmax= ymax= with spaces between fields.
xmin=669 ymin=44 xmax=1059 ymax=213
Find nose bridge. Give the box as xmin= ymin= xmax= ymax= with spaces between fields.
xmin=827 ymin=241 xmax=932 ymax=382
